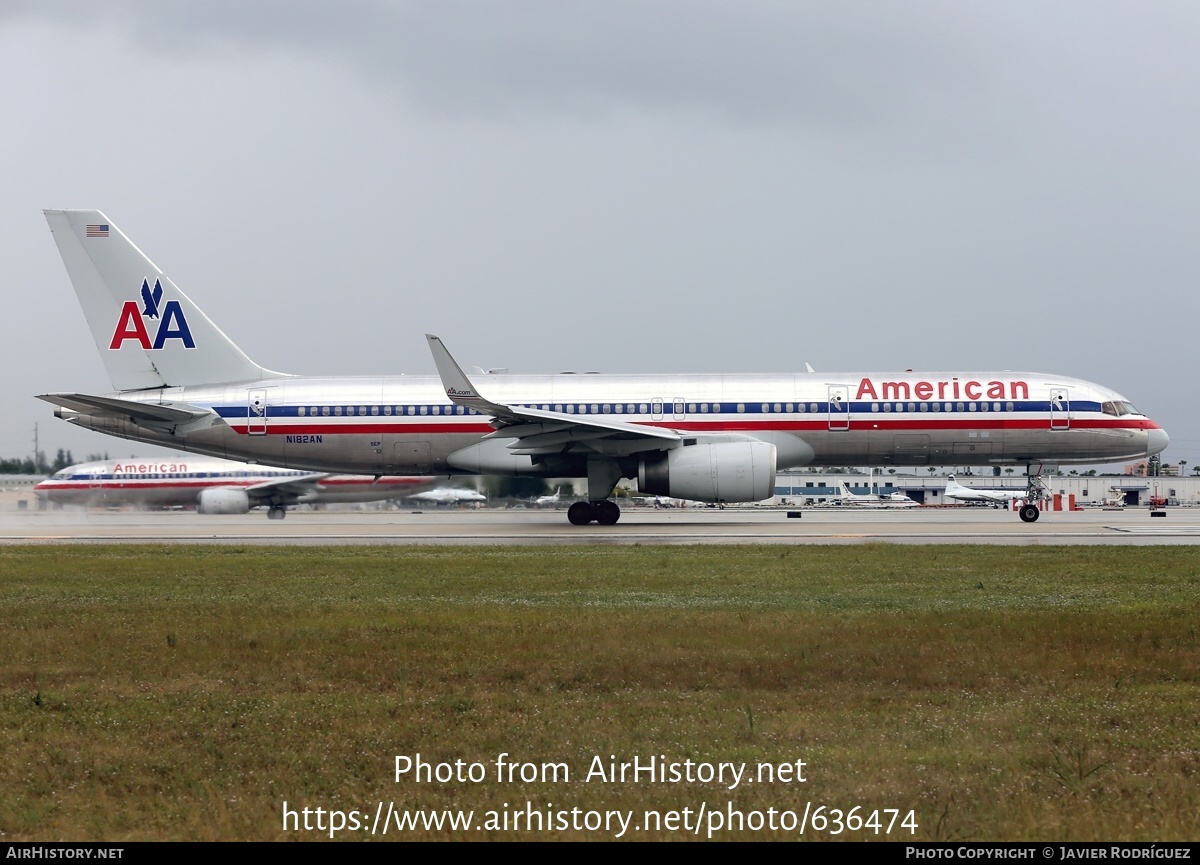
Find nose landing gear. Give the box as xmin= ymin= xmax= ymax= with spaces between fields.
xmin=1016 ymin=464 xmax=1049 ymax=523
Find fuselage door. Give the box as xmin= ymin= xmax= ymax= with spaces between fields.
xmin=828 ymin=385 xmax=850 ymax=431
xmin=248 ymin=388 xmax=268 ymax=436
xmin=1049 ymin=387 xmax=1070 ymax=431
xmin=672 ymin=398 xmax=686 ymax=421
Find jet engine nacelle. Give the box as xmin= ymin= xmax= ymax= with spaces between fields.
xmin=638 ymin=441 xmax=777 ymax=503
xmin=197 ymin=487 xmax=251 ymax=515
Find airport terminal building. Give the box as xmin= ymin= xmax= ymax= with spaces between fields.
xmin=772 ymin=470 xmax=1200 ymax=508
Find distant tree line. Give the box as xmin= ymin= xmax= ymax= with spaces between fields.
xmin=0 ymin=450 xmax=107 ymax=474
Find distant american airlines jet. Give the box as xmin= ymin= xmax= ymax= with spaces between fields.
xmin=38 ymin=209 xmax=1169 ymax=526
xmin=34 ymin=456 xmax=438 ymax=519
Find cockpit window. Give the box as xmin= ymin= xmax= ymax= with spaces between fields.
xmin=1103 ymin=400 xmax=1141 ymax=416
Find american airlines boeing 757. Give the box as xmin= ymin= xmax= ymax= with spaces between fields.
xmin=34 ymin=456 xmax=439 ymax=518
xmin=38 ymin=210 xmax=1168 ymax=525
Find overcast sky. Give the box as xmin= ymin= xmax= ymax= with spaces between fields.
xmin=3 ymin=2 xmax=1197 ymax=471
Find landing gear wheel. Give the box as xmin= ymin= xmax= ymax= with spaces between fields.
xmin=1018 ymin=504 xmax=1040 ymax=523
xmin=267 ymin=506 xmax=286 ymax=520
xmin=594 ymin=500 xmax=621 ymax=526
xmin=567 ymin=502 xmax=595 ymax=526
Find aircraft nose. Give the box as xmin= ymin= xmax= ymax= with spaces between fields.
xmin=1146 ymin=427 xmax=1169 ymax=457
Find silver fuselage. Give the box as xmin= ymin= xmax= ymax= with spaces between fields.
xmin=56 ymin=370 xmax=1167 ymax=480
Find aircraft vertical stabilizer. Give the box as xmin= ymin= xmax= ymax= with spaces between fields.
xmin=43 ymin=209 xmax=284 ymax=390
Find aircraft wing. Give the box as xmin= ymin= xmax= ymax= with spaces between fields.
xmin=242 ymin=473 xmax=330 ymax=505
xmin=37 ymin=392 xmax=216 ymax=424
xmin=426 ymin=335 xmax=684 ymax=456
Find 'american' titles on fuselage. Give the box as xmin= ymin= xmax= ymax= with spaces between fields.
xmin=38 ymin=209 xmax=1169 ymax=526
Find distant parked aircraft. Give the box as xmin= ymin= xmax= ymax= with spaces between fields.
xmin=34 ymin=456 xmax=438 ymax=518
xmin=838 ymin=481 xmax=918 ymax=508
xmin=943 ymin=475 xmax=1023 ymax=507
xmin=407 ymin=487 xmax=487 ymax=505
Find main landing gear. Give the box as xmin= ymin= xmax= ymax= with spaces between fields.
xmin=267 ymin=505 xmax=287 ymax=520
xmin=567 ymin=500 xmax=621 ymax=526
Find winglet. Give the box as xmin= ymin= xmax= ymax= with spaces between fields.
xmin=425 ymin=335 xmax=512 ymax=418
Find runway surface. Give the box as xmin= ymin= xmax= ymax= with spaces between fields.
xmin=3 ymin=505 xmax=1199 ymax=545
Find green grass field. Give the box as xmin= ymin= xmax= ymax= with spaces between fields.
xmin=1 ymin=544 xmax=1197 ymax=841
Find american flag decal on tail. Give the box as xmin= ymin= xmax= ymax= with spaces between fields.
xmin=86 ymin=224 xmax=109 ymax=237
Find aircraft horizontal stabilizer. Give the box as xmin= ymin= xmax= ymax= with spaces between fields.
xmin=37 ymin=393 xmax=220 ymax=426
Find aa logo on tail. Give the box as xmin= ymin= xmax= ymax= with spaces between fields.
xmin=109 ymin=279 xmax=195 ymax=350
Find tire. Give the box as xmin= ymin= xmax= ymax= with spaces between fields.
xmin=567 ymin=501 xmax=595 ymax=525
xmin=594 ymin=500 xmax=621 ymax=526
xmin=1018 ymin=504 xmax=1040 ymax=523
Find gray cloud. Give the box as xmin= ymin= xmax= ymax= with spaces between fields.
xmin=2 ymin=2 xmax=1198 ymax=466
